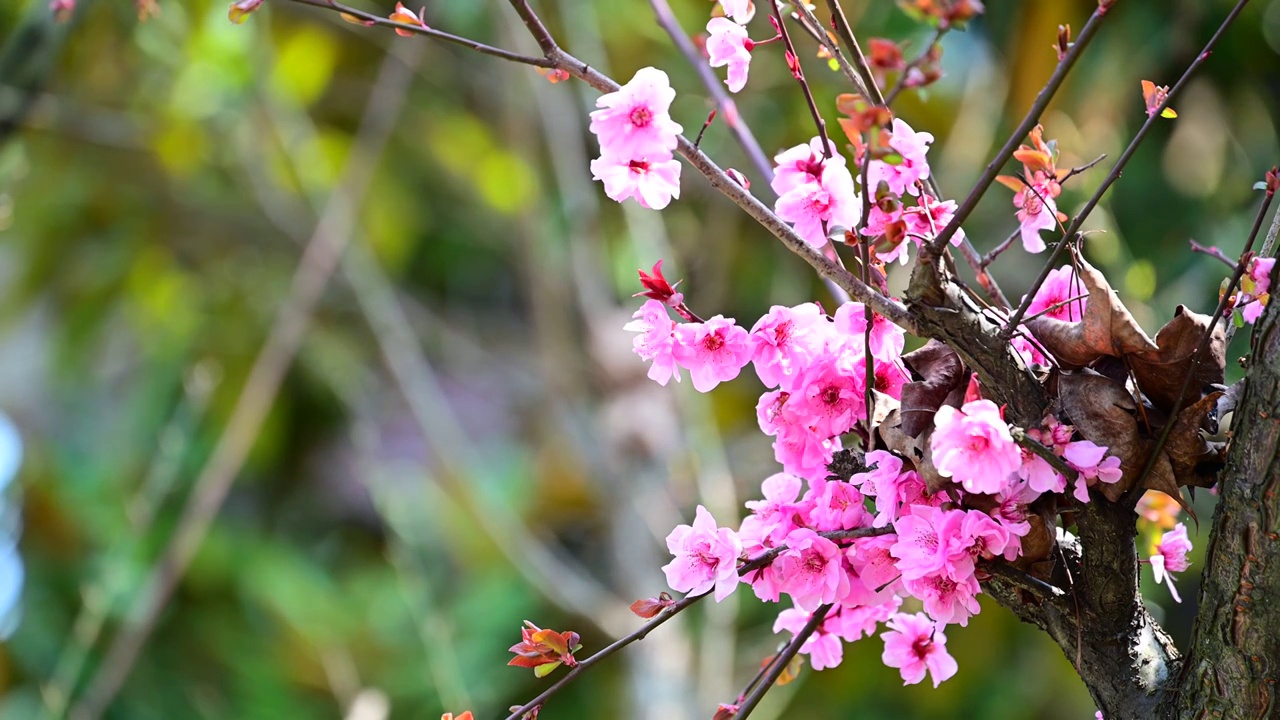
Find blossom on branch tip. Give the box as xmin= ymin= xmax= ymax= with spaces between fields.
xmin=880 ymin=612 xmax=958 ymax=687
xmin=624 ymin=299 xmax=680 ymax=385
xmin=930 ymin=400 xmax=1021 ymax=495
xmin=1025 ymin=266 xmax=1085 ymax=322
xmin=867 ymin=119 xmax=934 ymax=197
xmin=775 ymin=162 xmax=861 ymax=247
xmin=387 ymin=2 xmax=428 ymax=36
xmin=508 ymin=621 xmax=582 ymax=677
xmin=706 ymin=18 xmax=753 ymax=93
xmin=1149 ymin=522 xmax=1192 ymax=602
xmin=662 ymin=505 xmax=742 ymax=601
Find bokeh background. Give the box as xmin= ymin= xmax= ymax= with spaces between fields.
xmin=0 ymin=0 xmax=1276 ymax=717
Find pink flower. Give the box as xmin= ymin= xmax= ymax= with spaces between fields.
xmin=902 ymin=194 xmax=962 ymax=246
xmin=880 ymin=612 xmax=959 ymax=687
xmin=775 ymin=162 xmax=861 ymax=246
xmin=774 ymin=608 xmax=844 ymax=670
xmin=662 ymin=505 xmax=742 ymax=601
xmin=793 ymin=354 xmax=866 ymax=438
xmin=717 ymin=0 xmax=753 ymax=23
xmin=624 ymin=299 xmax=680 ymax=385
xmin=867 ymin=119 xmax=934 ymax=197
xmin=890 ymin=506 xmax=966 ymax=581
xmin=849 ymin=534 xmax=904 ymax=599
xmin=744 ymin=473 xmax=809 ymax=547
xmin=673 ymin=315 xmax=752 ymax=392
xmin=590 ymin=155 xmax=682 ymax=209
xmin=706 ymin=18 xmax=753 ymax=93
xmin=905 ymin=571 xmax=982 ymax=626
xmin=1024 ymin=266 xmax=1085 ymax=322
xmin=1018 ymin=446 xmax=1064 ymax=495
xmin=833 ymin=302 xmax=905 ymax=361
xmin=749 ymin=303 xmax=827 ymax=388
xmin=1149 ymin=522 xmax=1193 ymax=603
xmin=808 ymin=480 xmax=870 ymax=531
xmin=774 ymin=528 xmax=849 ymax=611
xmin=1012 ymin=174 xmax=1060 ymax=253
xmin=772 ymin=425 xmax=841 ymax=482
xmin=1063 ymin=440 xmax=1123 ymax=504
xmin=1238 ymin=257 xmax=1275 ymax=324
xmin=830 ymin=596 xmax=902 ymax=641
xmin=771 ymin=137 xmax=844 ymax=198
xmin=953 ymin=510 xmax=1012 ymax=570
xmin=589 ymin=67 xmax=683 ymax=160
xmin=930 ymin=400 xmax=1021 ymax=495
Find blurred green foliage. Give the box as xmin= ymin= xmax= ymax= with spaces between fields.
xmin=0 ymin=0 xmax=1275 ymax=717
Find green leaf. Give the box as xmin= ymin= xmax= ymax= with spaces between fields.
xmin=534 ymin=661 xmax=563 ymax=678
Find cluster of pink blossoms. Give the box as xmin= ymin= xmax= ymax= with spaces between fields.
xmin=634 ymin=263 xmax=1151 ymax=687
xmin=589 ymin=68 xmax=684 ymax=210
xmin=860 ymin=119 xmax=966 ymax=264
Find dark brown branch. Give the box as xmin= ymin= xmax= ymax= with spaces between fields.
xmin=735 ymin=604 xmax=833 ymax=719
xmin=1135 ymin=186 xmax=1275 ymax=488
xmin=282 ymin=0 xmax=558 ymax=67
xmin=503 ymin=526 xmax=891 ymax=719
xmin=883 ymin=26 xmax=947 ymax=107
xmin=929 ymin=5 xmax=1109 ymax=254
xmin=823 ymin=0 xmax=882 ymax=104
xmin=1003 ymin=0 xmax=1250 ymax=335
xmin=771 ymin=0 xmax=832 ymax=158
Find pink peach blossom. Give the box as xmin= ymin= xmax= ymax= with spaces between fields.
xmin=590 ymin=155 xmax=682 ymax=209
xmin=589 ymin=67 xmax=683 ymax=160
xmin=623 ymin=299 xmax=680 ymax=385
xmin=880 ymin=612 xmax=959 ymax=687
xmin=662 ymin=505 xmax=742 ymax=601
xmin=706 ymin=18 xmax=753 ymax=93
xmin=774 ymin=528 xmax=849 ymax=611
xmin=930 ymin=400 xmax=1021 ymax=495
xmin=673 ymin=315 xmax=752 ymax=392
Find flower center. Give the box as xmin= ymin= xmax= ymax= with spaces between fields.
xmin=630 ymin=105 xmax=653 ymax=128
xmin=628 ymin=159 xmax=651 ymax=173
xmin=702 ymin=332 xmax=725 ymax=352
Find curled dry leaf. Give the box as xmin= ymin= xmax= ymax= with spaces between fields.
xmin=899 ymin=340 xmax=965 ymax=438
xmin=1027 ymin=253 xmax=1158 ymax=367
xmin=1058 ymin=371 xmax=1142 ymax=494
xmin=878 ymin=409 xmax=949 ymax=494
xmin=1164 ymin=390 xmax=1226 ymax=489
xmin=1128 ymin=305 xmax=1226 ymax=414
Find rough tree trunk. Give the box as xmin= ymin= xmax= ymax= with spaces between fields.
xmin=1166 ymin=275 xmax=1280 ymax=719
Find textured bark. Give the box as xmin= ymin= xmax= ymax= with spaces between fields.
xmin=1169 ymin=287 xmax=1280 ymax=719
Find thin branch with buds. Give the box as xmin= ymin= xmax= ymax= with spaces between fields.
xmin=734 ymin=603 xmax=833 ymax=719
xmin=647 ymin=0 xmax=774 ymax=184
xmin=1135 ymin=184 xmax=1276 ymax=489
xmin=771 ymin=0 xmax=833 ymax=159
xmin=503 ymin=526 xmax=892 ymax=719
xmin=928 ymin=5 xmax=1110 ymax=255
xmin=1004 ymin=0 xmax=1251 ymax=336
xmin=883 ymin=26 xmax=947 ymax=107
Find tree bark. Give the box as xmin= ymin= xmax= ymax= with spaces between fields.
xmin=1168 ymin=277 xmax=1280 ymax=719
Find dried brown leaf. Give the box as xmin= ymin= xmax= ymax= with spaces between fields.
xmin=899 ymin=340 xmax=965 ymax=438
xmin=1058 ymin=371 xmax=1142 ymax=497
xmin=1128 ymin=305 xmax=1225 ymax=414
xmin=1165 ymin=390 xmax=1225 ymax=489
xmin=878 ymin=409 xmax=949 ymax=494
xmin=1027 ymin=254 xmax=1158 ymax=367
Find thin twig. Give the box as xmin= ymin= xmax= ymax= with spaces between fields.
xmin=929 ymin=5 xmax=1110 ymax=254
xmin=788 ymin=1 xmax=866 ymax=95
xmin=823 ymin=0 xmax=880 ymax=103
xmin=286 ymin=0 xmax=556 ymax=67
xmin=883 ymin=26 xmax=948 ymax=107
xmin=771 ymin=0 xmax=833 ymax=158
xmin=1189 ymin=239 xmax=1237 ymax=269
xmin=1020 ymin=293 xmax=1088 ymax=324
xmin=1004 ymin=0 xmax=1250 ymax=336
xmin=1010 ymin=426 xmax=1079 ymax=482
xmin=1135 ymin=186 xmax=1276 ymax=489
xmin=980 ymin=559 xmax=1066 ymax=599
xmin=503 ymin=526 xmax=890 ymax=720
xmin=647 ymin=0 xmax=774 ymax=185
xmin=735 ymin=604 xmax=833 ymax=719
